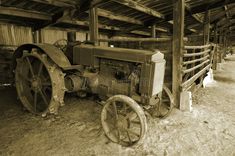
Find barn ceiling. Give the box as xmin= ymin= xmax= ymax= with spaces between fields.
xmin=0 ymin=0 xmax=234 ymax=37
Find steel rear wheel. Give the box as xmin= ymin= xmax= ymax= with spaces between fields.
xmin=15 ymin=49 xmax=65 ymax=116
xmin=101 ymin=95 xmax=147 ymax=146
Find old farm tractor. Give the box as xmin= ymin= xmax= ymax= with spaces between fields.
xmin=12 ymin=40 xmax=173 ymax=146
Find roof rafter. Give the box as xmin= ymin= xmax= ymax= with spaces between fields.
xmin=97 ymin=8 xmax=144 ymax=25
xmin=0 ymin=6 xmax=51 ymax=21
xmin=0 ymin=6 xmax=151 ymax=36
xmin=185 ymin=4 xmax=203 ymax=24
xmin=112 ymin=0 xmax=165 ymax=19
xmin=190 ymin=0 xmax=235 ymax=14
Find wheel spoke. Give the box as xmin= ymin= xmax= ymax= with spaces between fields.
xmin=42 ymin=76 xmax=50 ymax=83
xmin=130 ymin=120 xmax=141 ymax=125
xmin=105 ymin=107 xmax=115 ymax=118
xmin=124 ymin=128 xmax=140 ymax=138
xmin=37 ymin=62 xmax=43 ymax=76
xmin=117 ymin=128 xmax=121 ymax=143
xmin=126 ymin=130 xmax=133 ymax=144
xmin=34 ymin=91 xmax=38 ymax=112
xmin=112 ymin=102 xmax=118 ymax=120
xmin=42 ymin=82 xmax=52 ymax=87
xmin=26 ymin=57 xmax=35 ymax=77
xmin=18 ymin=72 xmax=31 ymax=82
xmin=39 ymin=89 xmax=48 ymax=105
xmin=125 ymin=112 xmax=137 ymax=121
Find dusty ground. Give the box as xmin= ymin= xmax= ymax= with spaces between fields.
xmin=0 ymin=55 xmax=235 ymax=156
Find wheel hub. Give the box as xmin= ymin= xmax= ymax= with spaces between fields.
xmin=116 ymin=116 xmax=128 ymax=130
xmin=31 ymin=77 xmax=42 ymax=90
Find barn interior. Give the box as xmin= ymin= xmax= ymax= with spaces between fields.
xmin=0 ymin=0 xmax=235 ymax=155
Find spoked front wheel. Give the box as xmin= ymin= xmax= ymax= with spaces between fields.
xmin=101 ymin=95 xmax=147 ymax=146
xmin=153 ymin=85 xmax=174 ymax=119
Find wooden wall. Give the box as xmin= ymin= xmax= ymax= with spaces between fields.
xmin=40 ymin=28 xmax=108 ymax=47
xmin=0 ymin=22 xmax=108 ymax=85
xmin=0 ymin=23 xmax=33 ymax=46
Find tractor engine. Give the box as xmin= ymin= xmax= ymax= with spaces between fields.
xmin=64 ymin=44 xmax=166 ymax=106
xmin=65 ymin=58 xmax=140 ymax=98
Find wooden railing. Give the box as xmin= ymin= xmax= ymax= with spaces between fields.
xmin=181 ymin=43 xmax=215 ymax=91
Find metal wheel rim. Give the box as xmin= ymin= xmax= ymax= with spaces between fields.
xmin=101 ymin=95 xmax=147 ymax=146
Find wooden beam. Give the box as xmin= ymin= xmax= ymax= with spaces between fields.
xmin=113 ymin=0 xmax=165 ymax=19
xmin=191 ymin=0 xmax=235 ymax=14
xmin=185 ymin=4 xmax=203 ymax=23
xmin=30 ymin=0 xmax=76 ymax=8
xmin=97 ymin=8 xmax=144 ymax=25
xmin=0 ymin=6 xmax=159 ymax=37
xmin=155 ymin=27 xmax=169 ymax=33
xmin=151 ymin=24 xmax=156 ymax=38
xmin=0 ymin=6 xmax=150 ymax=36
xmin=211 ymin=6 xmax=235 ymax=23
xmin=173 ymin=0 xmax=185 ymax=108
xmin=62 ymin=19 xmax=121 ymax=31
xmin=99 ymin=37 xmax=172 ymax=42
xmin=0 ymin=7 xmax=51 ymax=21
xmin=218 ymin=20 xmax=235 ymax=31
xmin=130 ymin=30 xmax=150 ymax=36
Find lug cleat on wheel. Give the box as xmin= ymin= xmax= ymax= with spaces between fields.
xmin=15 ymin=49 xmax=65 ymax=116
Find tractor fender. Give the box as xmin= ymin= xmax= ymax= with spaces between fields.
xmin=13 ymin=43 xmax=71 ymax=69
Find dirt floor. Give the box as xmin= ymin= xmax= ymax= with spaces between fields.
xmin=0 ymin=55 xmax=235 ymax=156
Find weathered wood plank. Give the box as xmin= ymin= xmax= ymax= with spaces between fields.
xmin=97 ymin=8 xmax=143 ymax=25
xmin=0 ymin=7 xmax=51 ymax=21
xmin=191 ymin=0 xmax=235 ymax=14
xmin=173 ymin=0 xmax=185 ymax=108
xmin=113 ymin=0 xmax=165 ymax=19
xmin=89 ymin=7 xmax=99 ymax=45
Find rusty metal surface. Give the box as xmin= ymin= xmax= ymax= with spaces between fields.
xmin=15 ymin=49 xmax=65 ymax=115
xmin=13 ymin=43 xmax=71 ymax=69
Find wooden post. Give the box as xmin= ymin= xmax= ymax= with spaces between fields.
xmin=203 ymin=10 xmax=210 ymax=44
xmin=89 ymin=7 xmax=99 ymax=45
xmin=151 ymin=24 xmax=156 ymax=38
xmin=33 ymin=30 xmax=42 ymax=43
xmin=223 ymin=31 xmax=227 ymax=58
xmin=173 ymin=0 xmax=185 ymax=108
xmin=218 ymin=29 xmax=223 ymax=63
xmin=67 ymin=31 xmax=76 ymax=43
xmin=212 ymin=24 xmax=218 ymax=70
xmin=200 ymin=10 xmax=210 ymax=84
